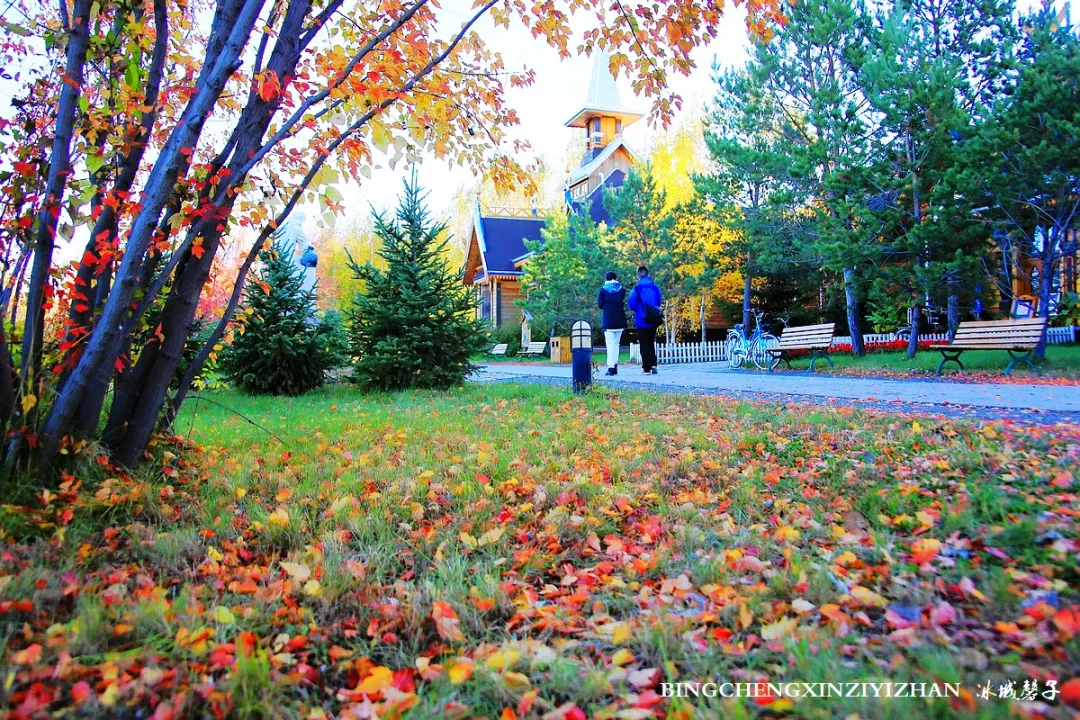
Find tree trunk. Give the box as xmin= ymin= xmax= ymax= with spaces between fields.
xmin=0 ymin=317 xmax=15 ymax=438
xmin=907 ymin=303 xmax=921 ymax=359
xmin=947 ymin=293 xmax=960 ymax=340
xmin=843 ymin=266 xmax=864 ymax=356
xmin=107 ymin=0 xmax=317 ymax=463
xmin=20 ymin=0 xmax=93 ymax=386
xmin=39 ymin=0 xmax=266 ymax=458
xmin=742 ymin=256 xmax=752 ymax=331
xmin=700 ymin=293 xmax=705 ymax=344
xmin=1034 ymin=255 xmax=1055 ymax=360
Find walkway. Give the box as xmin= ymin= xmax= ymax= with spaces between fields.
xmin=473 ymin=362 xmax=1080 ymax=422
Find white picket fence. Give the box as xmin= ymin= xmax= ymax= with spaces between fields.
xmin=637 ymin=325 xmax=1078 ymax=366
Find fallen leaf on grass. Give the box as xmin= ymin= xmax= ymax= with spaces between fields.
xmin=761 ymin=616 xmax=798 ymax=640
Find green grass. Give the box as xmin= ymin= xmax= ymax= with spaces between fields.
xmin=780 ymin=344 xmax=1080 ymax=380
xmin=1 ymin=383 xmax=1077 ymax=718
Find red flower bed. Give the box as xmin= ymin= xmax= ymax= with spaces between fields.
xmin=785 ymin=339 xmax=933 ymax=357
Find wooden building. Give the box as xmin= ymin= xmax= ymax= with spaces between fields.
xmin=463 ymin=51 xmax=644 ymax=330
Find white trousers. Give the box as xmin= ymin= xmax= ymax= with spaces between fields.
xmin=604 ymin=329 xmax=623 ymax=368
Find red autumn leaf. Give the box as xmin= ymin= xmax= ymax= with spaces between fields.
xmin=257 ymin=71 xmax=282 ymax=102
xmin=71 ymin=681 xmax=93 ymax=704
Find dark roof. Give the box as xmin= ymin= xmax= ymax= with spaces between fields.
xmin=570 ymin=169 xmax=625 ymax=226
xmin=479 ymin=216 xmax=545 ymax=274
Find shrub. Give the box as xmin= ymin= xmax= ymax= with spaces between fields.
xmin=221 ymin=238 xmax=331 ymax=395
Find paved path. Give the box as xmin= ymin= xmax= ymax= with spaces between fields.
xmin=473 ymin=362 xmax=1080 ymax=422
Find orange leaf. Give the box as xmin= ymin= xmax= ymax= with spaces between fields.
xmin=447 ymin=657 xmax=473 ymax=684
xmin=1054 ymin=606 xmax=1080 ymax=637
xmin=432 ymin=600 xmax=465 ymax=642
xmin=13 ymin=643 xmax=42 ymax=664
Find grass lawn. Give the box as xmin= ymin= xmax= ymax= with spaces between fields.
xmin=2 ymin=384 xmax=1079 ymax=718
xmin=777 ymin=344 xmax=1080 ymax=383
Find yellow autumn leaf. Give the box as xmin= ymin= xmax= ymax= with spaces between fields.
xmin=207 ymin=546 xmax=223 ymax=562
xmin=912 ymin=421 xmax=923 ymax=433
xmin=235 ymin=488 xmax=247 ymax=499
xmin=610 ymin=648 xmax=635 ymax=666
xmin=850 ymin=585 xmax=887 ymax=608
xmin=739 ymin=603 xmax=753 ymax=630
xmin=268 ymin=506 xmax=290 ymax=527
xmin=356 ymin=666 xmax=393 ymax=695
xmin=459 ymin=531 xmax=478 ymax=549
xmin=761 ymin=616 xmax=798 ymax=641
xmin=503 ymin=671 xmax=531 ymax=688
xmin=479 ymin=527 xmax=504 ymax=546
xmin=214 ymin=606 xmax=236 ymax=624
xmin=791 ymin=599 xmax=816 ymax=614
xmin=448 ymin=658 xmax=473 ymax=684
xmin=774 ymin=525 xmax=801 ymax=542
xmin=303 ymin=579 xmax=322 ymax=597
xmin=600 ymin=621 xmax=630 ymax=647
xmin=20 ymin=394 xmax=36 ymax=414
xmin=99 ymin=682 xmax=119 ymax=707
xmin=280 ymin=561 xmax=311 ymax=582
xmin=484 ymin=648 xmax=521 ymax=671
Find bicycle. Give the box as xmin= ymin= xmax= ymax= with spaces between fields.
xmin=726 ymin=310 xmax=783 ymax=370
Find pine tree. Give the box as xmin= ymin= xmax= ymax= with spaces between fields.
xmin=347 ymin=175 xmax=486 ymax=391
xmin=520 ymin=210 xmax=613 ymax=334
xmin=222 ymin=238 xmax=328 ymax=395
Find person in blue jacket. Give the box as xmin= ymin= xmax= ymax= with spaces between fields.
xmin=597 ymin=271 xmax=627 ymax=375
xmin=628 ymin=265 xmax=663 ymax=374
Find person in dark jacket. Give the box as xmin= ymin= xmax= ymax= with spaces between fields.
xmin=597 ymin=271 xmax=627 ymax=375
xmin=628 ymin=265 xmax=663 ymax=374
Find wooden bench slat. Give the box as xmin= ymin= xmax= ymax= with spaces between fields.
xmin=932 ymin=317 xmax=1047 ymax=376
xmin=766 ymin=322 xmax=837 ymax=372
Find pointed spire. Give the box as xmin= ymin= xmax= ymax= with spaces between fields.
xmin=563 ymin=51 xmax=643 ymax=129
xmin=584 ymin=50 xmax=624 ymax=110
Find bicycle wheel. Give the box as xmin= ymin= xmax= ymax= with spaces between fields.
xmin=751 ymin=333 xmax=780 ymax=370
xmin=726 ymin=334 xmax=745 ymax=368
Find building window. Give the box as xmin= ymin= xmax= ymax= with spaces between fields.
xmin=615 ymin=119 xmax=622 ymax=135
xmin=571 ymin=183 xmax=588 ymax=200
xmin=480 ymin=287 xmax=491 ymax=319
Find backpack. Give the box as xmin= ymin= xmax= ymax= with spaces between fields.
xmin=644 ymin=302 xmax=664 ymax=325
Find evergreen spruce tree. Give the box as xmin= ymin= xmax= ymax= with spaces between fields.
xmin=222 ymin=238 xmax=328 ymax=395
xmin=347 ymin=175 xmax=486 ymax=391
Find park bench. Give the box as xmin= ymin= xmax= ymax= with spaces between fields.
xmin=768 ymin=322 xmax=836 ymax=372
xmin=486 ymin=343 xmax=509 ymax=357
xmin=929 ymin=317 xmax=1048 ymax=376
xmin=519 ymin=341 xmax=548 ymax=357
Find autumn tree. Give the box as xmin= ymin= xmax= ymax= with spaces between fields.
xmin=0 ymin=0 xmax=783 ymax=473
xmin=604 ymin=167 xmax=713 ymax=342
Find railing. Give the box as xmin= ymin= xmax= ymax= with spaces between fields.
xmin=636 ymin=326 xmax=1078 ymax=366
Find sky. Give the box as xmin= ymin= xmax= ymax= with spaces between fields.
xmin=325 ymin=0 xmax=755 ymax=225
xmin=1 ymin=0 xmax=1073 ymax=259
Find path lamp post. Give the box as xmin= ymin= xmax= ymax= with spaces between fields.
xmin=571 ymin=320 xmax=593 ymax=394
